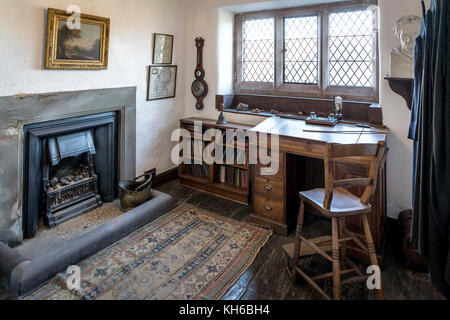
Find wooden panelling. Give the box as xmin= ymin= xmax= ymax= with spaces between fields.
xmin=368 ymin=104 xmax=384 ymax=125
xmin=216 ymin=94 xmax=384 ymax=125
xmin=153 ymin=167 xmax=178 ymax=188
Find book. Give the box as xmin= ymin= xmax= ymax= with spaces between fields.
xmin=220 ymin=166 xmax=226 ymax=183
xmin=236 ymin=149 xmax=246 ymax=165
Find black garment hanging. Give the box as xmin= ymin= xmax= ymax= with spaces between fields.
xmin=409 ymin=1 xmax=426 ymax=199
xmin=411 ymin=0 xmax=450 ymax=298
xmin=409 ymin=1 xmax=426 ymax=142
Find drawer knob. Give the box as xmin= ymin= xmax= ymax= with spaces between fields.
xmin=264 ymin=205 xmax=272 ymax=211
xmin=264 ymin=184 xmax=273 ymax=191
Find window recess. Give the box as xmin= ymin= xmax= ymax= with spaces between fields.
xmin=233 ymin=0 xmax=379 ymax=102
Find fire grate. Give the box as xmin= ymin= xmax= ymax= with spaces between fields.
xmin=42 ymin=130 xmax=103 ymax=228
xmin=47 ymin=176 xmax=98 ymax=214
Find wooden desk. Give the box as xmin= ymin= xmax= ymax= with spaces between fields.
xmin=249 ymin=117 xmax=388 ymax=262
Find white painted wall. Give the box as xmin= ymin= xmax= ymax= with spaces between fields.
xmin=183 ymin=0 xmax=428 ymax=218
xmin=0 ymin=0 xmax=427 ymax=218
xmin=378 ymin=0 xmax=429 ymax=217
xmin=183 ymin=0 xmax=267 ymax=127
xmin=0 ymin=0 xmax=187 ymax=176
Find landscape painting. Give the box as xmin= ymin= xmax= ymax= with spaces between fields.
xmin=45 ymin=8 xmax=110 ymax=70
xmin=56 ymin=19 xmax=101 ymax=61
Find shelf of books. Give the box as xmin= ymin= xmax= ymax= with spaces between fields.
xmin=179 ymin=118 xmax=252 ymax=205
xmin=214 ymin=165 xmax=248 ymax=195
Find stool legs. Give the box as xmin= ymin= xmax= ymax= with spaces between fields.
xmin=292 ymin=201 xmax=305 ymax=283
xmin=362 ymin=215 xmax=384 ymax=300
xmin=331 ymin=217 xmax=341 ymax=300
xmin=339 ymin=218 xmax=347 ymax=260
xmin=289 ymin=207 xmax=383 ymax=300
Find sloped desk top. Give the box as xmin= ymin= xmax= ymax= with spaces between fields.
xmin=250 ymin=117 xmax=388 ymax=147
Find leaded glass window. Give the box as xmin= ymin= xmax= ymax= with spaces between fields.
xmin=234 ymin=2 xmax=378 ymax=101
xmin=329 ymin=10 xmax=374 ymax=87
xmin=242 ymin=18 xmax=275 ymax=82
xmin=284 ymin=16 xmax=319 ymax=84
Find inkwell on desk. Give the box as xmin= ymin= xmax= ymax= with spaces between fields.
xmin=305 ymin=96 xmax=343 ymax=127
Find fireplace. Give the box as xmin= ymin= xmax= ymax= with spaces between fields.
xmin=0 ymin=87 xmax=136 ymax=240
xmin=23 ymin=112 xmax=118 ymax=238
xmin=43 ymin=130 xmax=102 ymax=227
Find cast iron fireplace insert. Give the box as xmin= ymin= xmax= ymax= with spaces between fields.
xmin=22 ymin=112 xmax=119 ymax=239
xmin=43 ymin=130 xmax=102 ymax=227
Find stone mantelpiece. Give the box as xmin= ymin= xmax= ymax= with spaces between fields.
xmin=0 ymin=87 xmax=137 ymax=239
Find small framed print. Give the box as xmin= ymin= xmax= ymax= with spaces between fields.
xmin=147 ymin=65 xmax=177 ymax=101
xmin=152 ymin=33 xmax=174 ymax=64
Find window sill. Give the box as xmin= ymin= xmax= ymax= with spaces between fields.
xmin=223 ymin=108 xmax=274 ymax=118
xmin=217 ymin=93 xmax=384 ymax=126
xmin=224 ymin=107 xmax=384 ymax=127
xmin=224 ymin=107 xmax=310 ymax=121
xmin=232 ymin=88 xmax=379 ymax=104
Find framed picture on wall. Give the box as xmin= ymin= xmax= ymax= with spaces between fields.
xmin=152 ymin=33 xmax=174 ymax=64
xmin=45 ymin=8 xmax=110 ymax=70
xmin=147 ymin=65 xmax=177 ymax=101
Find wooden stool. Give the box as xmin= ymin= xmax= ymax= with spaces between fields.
xmin=283 ymin=142 xmax=387 ymax=300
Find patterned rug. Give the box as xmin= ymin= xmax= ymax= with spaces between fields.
xmin=25 ymin=204 xmax=272 ymax=300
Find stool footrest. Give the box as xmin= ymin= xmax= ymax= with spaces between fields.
xmin=343 ymin=228 xmax=369 ymax=252
xmin=343 ymin=257 xmax=364 ymax=276
xmin=311 ymin=269 xmax=356 ymax=281
xmin=282 ymin=236 xmax=353 ymax=261
xmin=294 ymin=266 xmax=331 ymax=300
xmin=341 ymin=275 xmax=369 ymax=285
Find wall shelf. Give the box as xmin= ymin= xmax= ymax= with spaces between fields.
xmin=384 ymin=76 xmax=414 ymax=110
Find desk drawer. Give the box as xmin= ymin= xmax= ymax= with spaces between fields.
xmin=254 ymin=154 xmax=285 ymax=181
xmin=279 ymin=137 xmax=324 ymax=157
xmin=254 ymin=149 xmax=284 ymax=164
xmin=253 ymin=193 xmax=284 ymax=222
xmin=254 ymin=176 xmax=284 ymax=198
xmin=254 ymin=165 xmax=284 ymax=180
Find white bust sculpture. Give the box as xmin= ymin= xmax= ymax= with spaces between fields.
xmin=390 ymin=15 xmax=422 ymax=78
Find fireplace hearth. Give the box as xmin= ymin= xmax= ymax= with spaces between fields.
xmin=23 ymin=112 xmax=118 ymax=238
xmin=43 ymin=130 xmax=102 ymax=227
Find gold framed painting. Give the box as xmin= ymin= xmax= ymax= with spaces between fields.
xmin=45 ymin=8 xmax=110 ymax=70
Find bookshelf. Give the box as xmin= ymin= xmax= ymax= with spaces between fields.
xmin=179 ymin=118 xmax=253 ymax=205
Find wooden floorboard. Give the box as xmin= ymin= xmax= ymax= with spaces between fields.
xmin=246 ymin=235 xmax=293 ymax=300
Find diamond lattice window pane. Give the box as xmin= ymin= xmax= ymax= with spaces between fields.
xmin=243 ymin=18 xmax=274 ymax=83
xmin=329 ymin=10 xmax=374 ymax=87
xmin=284 ymin=16 xmax=319 ymax=84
